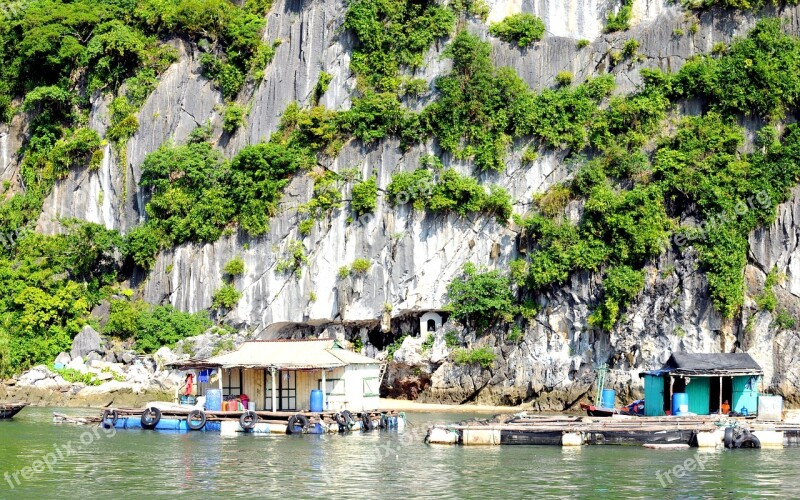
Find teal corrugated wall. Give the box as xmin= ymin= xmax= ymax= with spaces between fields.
xmin=644 ymin=375 xmax=665 ymax=416
xmin=733 ymin=376 xmax=759 ymax=415
xmin=686 ymin=377 xmax=710 ymax=415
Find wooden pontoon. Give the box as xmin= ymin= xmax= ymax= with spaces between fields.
xmin=426 ymin=413 xmax=800 ymax=448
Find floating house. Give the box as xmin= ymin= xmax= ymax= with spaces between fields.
xmin=194 ymin=338 xmax=382 ymax=412
xmin=641 ymin=353 xmax=763 ymax=416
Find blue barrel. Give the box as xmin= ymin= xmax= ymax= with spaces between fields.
xmin=205 ymin=389 xmax=222 ymax=411
xmin=601 ymin=389 xmax=616 ymax=409
xmin=672 ymin=393 xmax=689 ymax=415
xmin=310 ymin=390 xmax=324 ymax=412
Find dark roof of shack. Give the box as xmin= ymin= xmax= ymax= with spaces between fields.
xmin=641 ymin=352 xmax=762 ymax=377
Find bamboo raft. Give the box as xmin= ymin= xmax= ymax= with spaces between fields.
xmin=426 ymin=413 xmax=800 ymax=447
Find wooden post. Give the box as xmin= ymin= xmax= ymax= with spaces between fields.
xmin=669 ymin=375 xmax=674 ymax=413
xmin=321 ymin=368 xmax=327 ymax=411
xmin=719 ymin=376 xmax=723 ymax=414
xmin=271 ymin=367 xmax=277 ymax=412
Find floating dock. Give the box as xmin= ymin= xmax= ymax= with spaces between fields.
xmin=55 ymin=407 xmax=406 ymax=435
xmin=425 ymin=414 xmax=800 ymax=448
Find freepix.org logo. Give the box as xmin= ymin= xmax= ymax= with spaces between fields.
xmin=655 ymin=453 xmax=713 ymax=488
xmin=4 ymin=424 xmax=116 ymax=490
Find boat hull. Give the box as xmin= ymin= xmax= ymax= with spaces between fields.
xmin=0 ymin=404 xmax=28 ymax=419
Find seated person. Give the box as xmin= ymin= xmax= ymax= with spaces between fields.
xmin=721 ymin=399 xmax=731 ymax=414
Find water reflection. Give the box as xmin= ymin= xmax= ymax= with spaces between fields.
xmin=2 ymin=408 xmax=800 ymax=499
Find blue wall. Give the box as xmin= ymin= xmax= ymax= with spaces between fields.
xmin=643 ymin=375 xmax=665 ymax=416
xmin=733 ymin=376 xmax=759 ymax=415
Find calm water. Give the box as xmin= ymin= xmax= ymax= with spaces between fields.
xmin=0 ymin=407 xmax=799 ymax=498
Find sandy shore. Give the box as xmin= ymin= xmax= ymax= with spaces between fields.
xmin=379 ymin=398 xmax=524 ymax=413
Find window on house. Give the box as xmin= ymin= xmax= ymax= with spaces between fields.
xmin=222 ymin=368 xmax=242 ymax=398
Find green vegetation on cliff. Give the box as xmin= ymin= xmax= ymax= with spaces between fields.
xmin=2 ymin=0 xmax=800 ymax=378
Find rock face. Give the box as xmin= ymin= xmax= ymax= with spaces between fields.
xmin=14 ymin=0 xmax=800 ymax=408
xmin=71 ymin=326 xmax=104 ymax=360
xmin=6 ymin=328 xmax=247 ymax=407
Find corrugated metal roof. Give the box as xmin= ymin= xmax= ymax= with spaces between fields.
xmin=641 ymin=352 xmax=763 ymax=377
xmin=201 ymin=338 xmax=380 ymax=370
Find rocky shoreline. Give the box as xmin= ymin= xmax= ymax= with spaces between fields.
xmin=1 ymin=324 xmax=251 ymax=408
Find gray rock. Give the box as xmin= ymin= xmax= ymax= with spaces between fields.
xmin=121 ymin=351 xmax=136 ymax=365
xmin=66 ymin=357 xmax=88 ymax=374
xmin=54 ymin=352 xmax=72 ymax=366
xmin=71 ymin=326 xmax=104 ymax=360
xmin=154 ymin=346 xmax=176 ymax=364
xmin=86 ymin=351 xmax=103 ymax=363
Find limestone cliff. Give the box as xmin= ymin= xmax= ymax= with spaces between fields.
xmin=15 ymin=0 xmax=800 ymax=408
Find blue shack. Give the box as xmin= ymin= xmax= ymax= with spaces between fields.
xmin=640 ymin=353 xmax=762 ymax=417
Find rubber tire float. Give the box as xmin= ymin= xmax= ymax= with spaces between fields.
xmin=187 ymin=409 xmax=207 ymax=431
xmin=141 ymin=407 xmax=161 ymax=430
xmin=286 ymin=414 xmax=309 ymax=434
xmin=361 ymin=413 xmax=373 ymax=431
xmin=240 ymin=411 xmax=259 ymax=431
xmin=102 ymin=409 xmax=118 ymax=428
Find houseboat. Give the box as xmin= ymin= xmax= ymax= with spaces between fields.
xmin=102 ymin=338 xmax=405 ymax=435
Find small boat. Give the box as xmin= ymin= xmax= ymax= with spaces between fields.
xmin=0 ymin=403 xmax=29 ymax=419
xmin=580 ymin=399 xmax=645 ymax=417
xmin=580 ymin=402 xmax=617 ymax=417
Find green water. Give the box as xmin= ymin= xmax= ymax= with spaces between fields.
xmin=0 ymin=407 xmax=798 ymax=498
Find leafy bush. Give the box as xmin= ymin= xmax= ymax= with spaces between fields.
xmin=223 ymin=103 xmax=246 ymax=133
xmin=105 ymin=299 xmax=150 ymax=339
xmin=344 ymin=0 xmax=455 ymax=92
xmin=313 ymin=71 xmax=332 ymax=104
xmin=212 ymin=283 xmax=242 ymax=309
xmin=447 ymin=263 xmax=514 ymax=331
xmin=123 ymin=224 xmax=162 ymax=270
xmin=507 ymin=325 xmax=523 ymax=343
xmin=555 ymin=71 xmax=573 ymax=87
xmin=224 ymin=256 xmax=245 ymax=277
xmin=275 ymin=240 xmax=307 ymax=277
xmin=104 ymin=298 xmax=211 ymax=354
xmin=488 ymin=13 xmax=546 ymax=48
xmin=387 ymin=334 xmax=408 ymax=360
xmin=605 ymin=0 xmax=633 ymax=33
xmin=351 ymin=176 xmax=378 ymax=216
xmin=51 ymin=366 xmax=101 ymax=386
xmin=755 ymin=266 xmax=782 ymax=312
xmin=134 ymin=305 xmax=212 ymax=354
xmin=387 ymin=169 xmax=434 ymax=209
xmin=774 ymin=309 xmax=797 ymax=331
xmin=452 ymin=346 xmax=495 ymax=368
xmin=421 ymin=333 xmax=435 ymax=353
xmin=622 ymin=39 xmax=639 ymax=58
xmin=444 ymin=331 xmax=460 ymax=348
xmin=588 ymin=266 xmax=645 ymax=331
xmin=351 ymin=258 xmax=372 ymax=274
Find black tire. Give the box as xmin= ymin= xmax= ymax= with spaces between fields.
xmin=341 ymin=410 xmax=354 ymax=427
xmin=239 ymin=411 xmax=258 ymax=431
xmin=735 ymin=434 xmax=761 ymax=449
xmin=287 ymin=414 xmax=310 ymax=434
xmin=361 ymin=413 xmax=373 ymax=431
xmin=187 ymin=410 xmax=207 ymax=431
xmin=141 ymin=407 xmax=161 ymax=430
xmin=334 ymin=412 xmax=347 ymax=426
xmin=379 ymin=414 xmax=390 ymax=429
xmin=102 ymin=409 xmax=118 ymax=428
xmin=724 ymin=427 xmax=735 ymax=449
